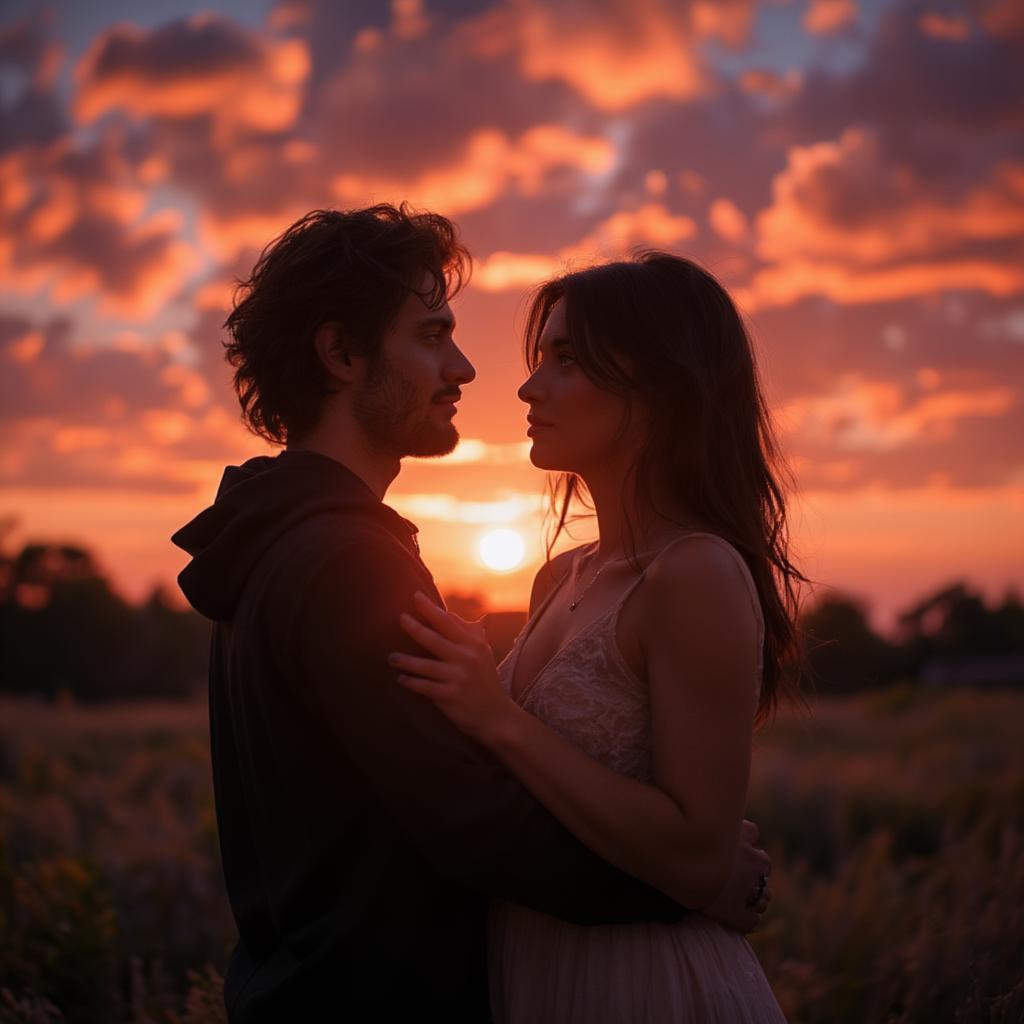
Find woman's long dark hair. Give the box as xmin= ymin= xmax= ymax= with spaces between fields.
xmin=524 ymin=252 xmax=807 ymax=723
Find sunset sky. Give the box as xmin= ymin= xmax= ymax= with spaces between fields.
xmin=1 ymin=0 xmax=1022 ymax=627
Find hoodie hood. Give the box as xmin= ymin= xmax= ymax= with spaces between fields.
xmin=171 ymin=450 xmax=419 ymax=621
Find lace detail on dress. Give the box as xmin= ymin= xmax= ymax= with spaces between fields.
xmin=497 ymin=533 xmax=765 ymax=784
xmin=499 ymin=603 xmax=655 ymax=780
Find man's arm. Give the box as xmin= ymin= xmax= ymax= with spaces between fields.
xmin=289 ymin=535 xmax=684 ymax=926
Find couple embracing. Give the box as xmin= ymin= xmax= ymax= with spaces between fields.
xmin=173 ymin=203 xmax=802 ymax=1023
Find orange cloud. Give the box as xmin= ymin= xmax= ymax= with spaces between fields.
xmin=332 ymin=124 xmax=614 ymax=216
xmin=738 ymin=68 xmax=802 ymax=101
xmin=4 ymin=329 xmax=45 ymax=366
xmin=389 ymin=492 xmax=542 ymax=525
xmin=565 ymin=202 xmax=698 ymax=261
xmin=474 ymin=202 xmax=699 ymax=291
xmin=803 ymin=0 xmax=858 ymax=35
xmin=742 ymin=258 xmax=1024 ymax=309
xmin=464 ymin=0 xmax=754 ymax=112
xmin=431 ymin=439 xmax=533 ymax=466
xmin=759 ymin=130 xmax=1024 ymax=263
xmin=0 ymin=141 xmax=199 ymax=317
xmin=917 ymin=11 xmax=971 ymax=41
xmin=747 ymin=128 xmax=1024 ymax=307
xmin=74 ymin=14 xmax=309 ymax=138
xmin=708 ymin=197 xmax=749 ymax=243
xmin=781 ymin=376 xmax=1016 ymax=452
xmin=474 ymin=252 xmax=562 ymax=292
xmin=1 ymin=400 xmax=260 ymax=496
xmin=198 ymin=206 xmax=313 ymax=262
xmin=517 ymin=6 xmax=704 ymax=110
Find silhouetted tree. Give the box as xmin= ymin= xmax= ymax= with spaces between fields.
xmin=3 ymin=532 xmax=1021 ymax=701
xmin=800 ymin=593 xmax=897 ymax=693
xmin=112 ymin=586 xmax=210 ymax=699
xmin=895 ymin=583 xmax=1024 ymax=688
xmin=992 ymin=591 xmax=1024 ymax=650
xmin=0 ymin=542 xmax=207 ymax=701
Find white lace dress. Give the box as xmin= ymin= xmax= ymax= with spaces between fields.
xmin=486 ymin=533 xmax=787 ymax=1023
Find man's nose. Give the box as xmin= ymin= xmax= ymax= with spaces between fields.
xmin=445 ymin=342 xmax=476 ymax=385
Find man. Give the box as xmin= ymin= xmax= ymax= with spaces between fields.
xmin=172 ymin=204 xmax=772 ymax=1022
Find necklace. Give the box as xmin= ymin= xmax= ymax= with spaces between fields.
xmin=568 ymin=548 xmax=618 ymax=611
xmin=567 ymin=528 xmax=703 ymax=612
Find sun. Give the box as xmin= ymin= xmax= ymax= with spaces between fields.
xmin=478 ymin=529 xmax=526 ymax=573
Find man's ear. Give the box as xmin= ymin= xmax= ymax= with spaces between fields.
xmin=313 ymin=322 xmax=358 ymax=384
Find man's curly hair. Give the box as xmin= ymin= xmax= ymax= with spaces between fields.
xmin=223 ymin=204 xmax=471 ymax=445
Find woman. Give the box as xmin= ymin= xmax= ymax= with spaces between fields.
xmin=387 ymin=252 xmax=803 ymax=1022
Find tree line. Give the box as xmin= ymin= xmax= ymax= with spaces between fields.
xmin=1 ymin=539 xmax=1022 ymax=701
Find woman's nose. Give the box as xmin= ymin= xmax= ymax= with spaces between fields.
xmin=517 ymin=368 xmax=543 ymax=404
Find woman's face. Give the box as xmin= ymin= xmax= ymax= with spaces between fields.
xmin=517 ymin=298 xmax=643 ymax=475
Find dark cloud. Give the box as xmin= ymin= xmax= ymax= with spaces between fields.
xmin=0 ymin=128 xmax=197 ymax=315
xmin=74 ymin=13 xmax=309 ymax=135
xmin=0 ymin=11 xmax=66 ymax=152
xmin=0 ymin=314 xmax=183 ymax=423
xmin=80 ymin=14 xmax=262 ymax=82
xmin=749 ymin=294 xmax=1024 ymax=490
xmin=0 ymin=86 xmax=66 ymax=153
xmin=0 ymin=311 xmax=256 ymax=492
xmin=0 ymin=10 xmax=57 ymax=72
xmin=793 ymin=4 xmax=1024 ymax=151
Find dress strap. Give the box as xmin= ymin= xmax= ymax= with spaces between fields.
xmin=612 ymin=532 xmax=764 ymax=633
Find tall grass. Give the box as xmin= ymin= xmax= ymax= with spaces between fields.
xmin=747 ymin=688 xmax=1024 ymax=1022
xmin=1 ymin=690 xmax=1021 ymax=1022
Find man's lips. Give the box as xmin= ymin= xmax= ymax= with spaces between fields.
xmin=434 ymin=391 xmax=461 ymax=414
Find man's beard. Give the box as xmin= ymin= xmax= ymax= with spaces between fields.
xmin=352 ymin=353 xmax=459 ymax=458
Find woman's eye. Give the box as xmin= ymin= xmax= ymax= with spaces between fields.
xmin=558 ymin=352 xmax=576 ymax=367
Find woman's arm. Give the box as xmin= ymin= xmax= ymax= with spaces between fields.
xmin=390 ymin=537 xmax=761 ymax=911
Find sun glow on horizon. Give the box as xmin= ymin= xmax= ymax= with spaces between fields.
xmin=478 ymin=528 xmax=526 ymax=573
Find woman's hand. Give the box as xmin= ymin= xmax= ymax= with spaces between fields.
xmin=699 ymin=820 xmax=773 ymax=933
xmin=390 ymin=591 xmax=520 ymax=746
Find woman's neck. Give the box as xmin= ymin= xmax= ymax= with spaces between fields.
xmin=581 ymin=467 xmax=700 ymax=561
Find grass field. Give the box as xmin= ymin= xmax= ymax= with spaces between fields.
xmin=1 ymin=688 xmax=1022 ymax=1023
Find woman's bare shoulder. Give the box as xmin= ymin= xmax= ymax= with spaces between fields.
xmin=639 ymin=533 xmax=759 ymax=636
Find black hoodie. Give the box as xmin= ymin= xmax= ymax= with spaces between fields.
xmin=173 ymin=449 xmax=683 ymax=1023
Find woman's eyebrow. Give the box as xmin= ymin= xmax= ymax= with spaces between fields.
xmin=540 ymin=336 xmax=570 ymax=352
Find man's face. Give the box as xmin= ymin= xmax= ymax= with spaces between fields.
xmin=352 ymin=272 xmax=476 ymax=458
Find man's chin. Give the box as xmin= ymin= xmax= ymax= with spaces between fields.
xmin=403 ymin=424 xmax=459 ymax=459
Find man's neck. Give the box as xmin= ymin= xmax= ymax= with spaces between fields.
xmin=287 ymin=425 xmax=400 ymax=501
